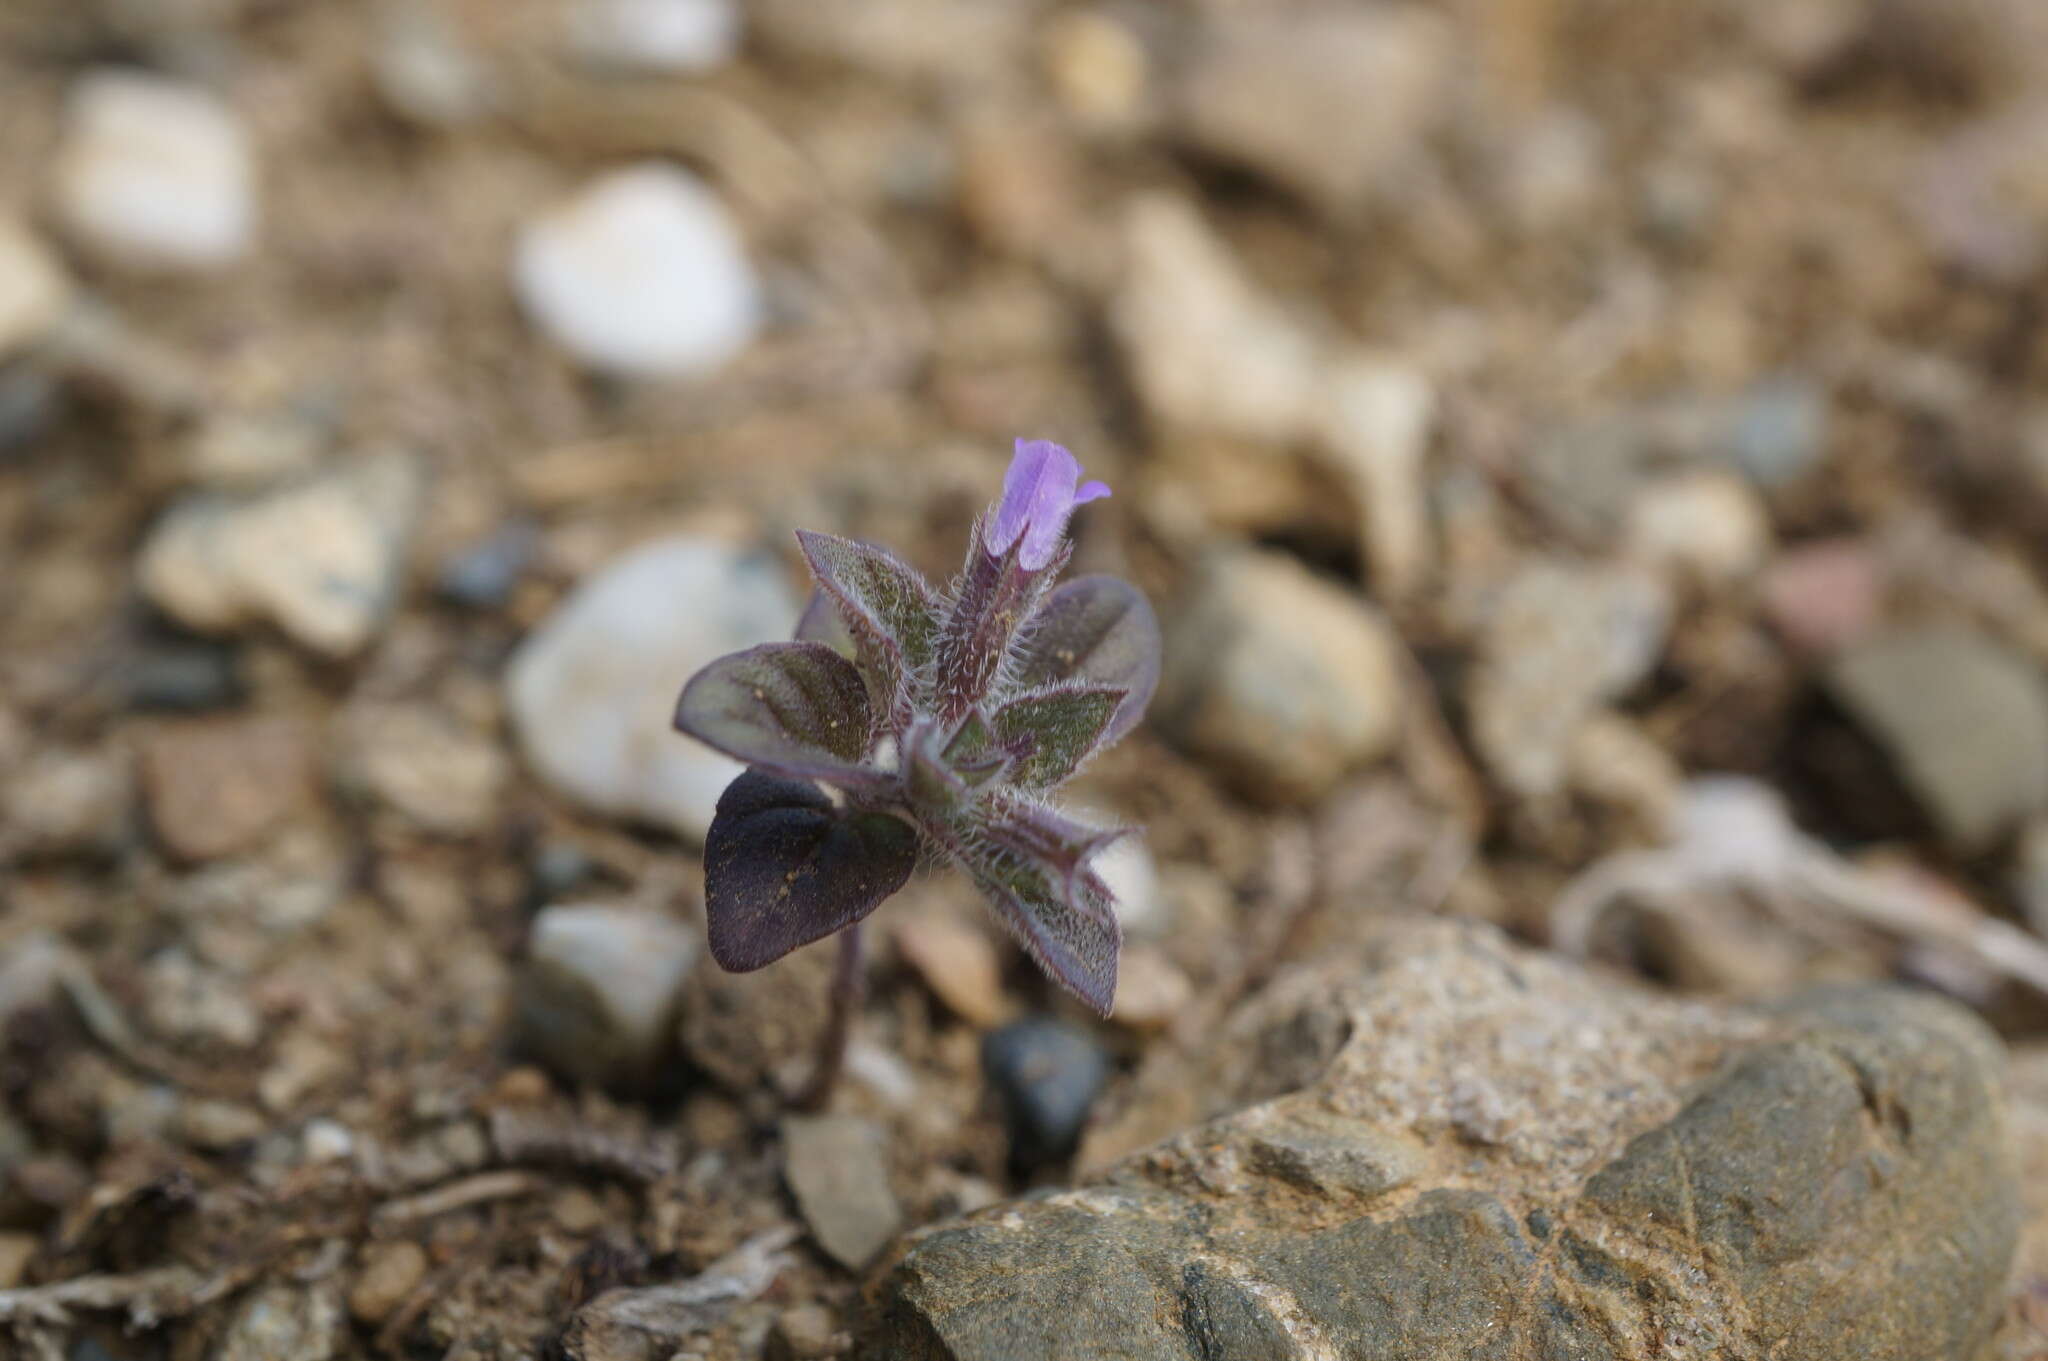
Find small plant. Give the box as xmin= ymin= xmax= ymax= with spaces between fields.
xmin=674 ymin=439 xmax=1159 ymax=1103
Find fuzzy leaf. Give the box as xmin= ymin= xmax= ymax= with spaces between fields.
xmin=794 ymin=588 xmax=856 ymax=659
xmin=1012 ymin=576 xmax=1160 ymax=745
xmin=703 ymin=770 xmax=918 ymax=971
xmin=942 ymin=800 xmax=1124 ymax=1015
xmin=795 ymin=531 xmax=941 ymax=715
xmin=992 ymin=685 xmax=1125 ymax=789
xmin=674 ymin=642 xmax=882 ymax=790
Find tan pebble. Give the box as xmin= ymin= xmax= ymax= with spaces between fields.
xmin=0 ymin=1232 xmax=37 ymax=1289
xmin=550 ymin=1186 xmax=606 ymax=1234
xmin=894 ymin=912 xmax=1009 ymax=1027
xmin=1110 ymin=946 xmax=1192 ymax=1030
xmin=138 ymin=716 xmax=314 ymax=862
xmin=768 ymin=1302 xmax=842 ymax=1359
xmin=490 ymin=1065 xmax=552 ymax=1106
xmin=349 ymin=1240 xmax=428 ymax=1325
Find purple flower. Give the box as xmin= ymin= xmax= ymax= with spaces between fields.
xmin=985 ymin=439 xmax=1110 ymax=570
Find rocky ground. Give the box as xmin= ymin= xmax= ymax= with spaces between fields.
xmin=4 ymin=0 xmax=2048 ymax=1357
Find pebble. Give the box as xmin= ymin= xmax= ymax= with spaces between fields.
xmin=1092 ymin=835 xmax=1165 ymax=940
xmin=894 ymin=911 xmax=1008 ymax=1028
xmin=1624 ymin=469 xmax=1772 ymax=584
xmin=142 ymin=949 xmax=263 ymax=1049
xmin=1110 ymin=193 xmax=1322 ymax=443
xmin=981 ymin=1016 xmax=1110 ymax=1173
xmin=767 ymin=1302 xmax=843 ymax=1360
xmin=518 ymin=903 xmax=699 ymax=1091
xmin=505 ymin=534 xmax=799 ymax=842
xmin=138 ymin=717 xmax=314 ymax=863
xmin=1761 ymin=539 xmax=1882 ymax=655
xmin=1110 ymin=945 xmax=1192 ymax=1031
xmin=217 ymin=1283 xmax=344 ymax=1361
xmin=1722 ymin=376 xmax=1829 ymax=487
xmin=1039 ymin=10 xmax=1148 ymax=130
xmin=51 ymin=70 xmax=256 ymax=272
xmin=0 ymin=218 xmax=72 ymax=358
xmin=569 ymin=0 xmax=741 ymax=73
xmin=302 ymin=1119 xmax=355 ymax=1164
xmin=339 ymin=704 xmax=508 ymax=837
xmin=1467 ymin=560 xmax=1671 ymax=800
xmin=1826 ymin=625 xmax=2048 ymax=852
xmin=0 ymin=746 xmax=132 ymax=859
xmin=178 ymin=1099 xmax=267 ymax=1151
xmin=0 ymin=932 xmax=71 ymax=1030
xmin=0 ymin=1232 xmax=35 ymax=1289
xmin=1316 ymin=355 xmax=1437 ymax=598
xmin=137 ymin=451 xmax=423 ymax=657
xmin=1156 ymin=549 xmax=1404 ymax=805
xmin=180 ymin=409 xmax=327 ymax=490
xmin=1173 ymin=7 xmax=1451 ymax=216
xmin=348 ymin=1240 xmax=428 ymax=1326
xmin=371 ymin=5 xmax=495 ymax=128
xmin=678 ymin=945 xmax=833 ymax=1093
xmin=514 ymin=163 xmax=760 ymax=378
xmin=435 ymin=522 xmax=536 ymax=611
xmin=781 ymin=1114 xmax=903 ymax=1270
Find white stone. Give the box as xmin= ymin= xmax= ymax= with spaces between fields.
xmin=514 ymin=163 xmax=759 ymax=378
xmin=52 ymin=70 xmax=255 ymax=272
xmin=506 ymin=535 xmax=799 ymax=840
xmin=1318 ymin=356 xmax=1437 ymax=599
xmin=520 ymin=903 xmax=699 ymax=1089
xmin=1092 ymin=835 xmax=1164 ymax=939
xmin=137 ymin=452 xmax=422 ymax=657
xmin=1111 ymin=194 xmax=1322 ymax=443
xmin=570 ymin=0 xmax=740 ymax=72
xmin=1625 ymin=469 xmax=1772 ymax=584
xmin=0 ymin=219 xmax=72 ymax=358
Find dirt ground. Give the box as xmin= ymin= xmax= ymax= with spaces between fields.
xmin=5 ymin=0 xmax=2048 ymax=1357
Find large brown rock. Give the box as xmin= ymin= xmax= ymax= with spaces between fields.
xmin=872 ymin=920 xmax=2018 ymax=1360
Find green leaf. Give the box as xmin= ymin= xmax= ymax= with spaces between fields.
xmin=704 ymin=770 xmax=918 ymax=971
xmin=674 ymin=641 xmax=883 ymax=790
xmin=795 ymin=531 xmax=941 ymax=714
xmin=992 ymin=685 xmax=1125 ymax=789
xmin=1012 ymin=576 xmax=1160 ymax=745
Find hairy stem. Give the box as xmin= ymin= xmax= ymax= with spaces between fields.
xmin=795 ymin=921 xmax=865 ymax=1111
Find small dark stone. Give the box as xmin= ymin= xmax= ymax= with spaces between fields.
xmin=123 ymin=641 xmax=242 ymax=712
xmin=981 ymin=1016 xmax=1109 ymax=1173
xmin=437 ymin=522 xmax=536 ymax=611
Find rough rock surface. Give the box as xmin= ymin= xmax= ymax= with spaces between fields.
xmin=875 ymin=920 xmax=2018 ymax=1361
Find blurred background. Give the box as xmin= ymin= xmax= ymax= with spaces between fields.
xmin=5 ymin=0 xmax=2048 ymax=1355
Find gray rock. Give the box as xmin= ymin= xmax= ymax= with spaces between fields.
xmin=122 ymin=641 xmax=243 ymax=712
xmin=137 ymin=451 xmax=423 ymax=657
xmin=518 ymin=904 xmax=699 ymax=1092
xmin=505 ymin=534 xmax=798 ymax=843
xmin=0 ymin=218 xmax=71 ymax=359
xmin=783 ymin=1114 xmax=902 ymax=1270
xmin=981 ymin=1017 xmax=1110 ymax=1174
xmin=1826 ymin=625 xmax=2048 ymax=851
xmin=436 ymin=522 xmax=536 ymax=610
xmin=337 ymin=703 xmax=508 ymax=837
xmin=1723 ymin=375 xmax=1830 ymax=487
xmin=1156 ymin=549 xmax=1404 ymax=805
xmin=1173 ymin=7 xmax=1452 ymax=217
xmin=0 ymin=746 xmax=133 ymax=859
xmin=877 ymin=920 xmax=2018 ymax=1361
xmin=1467 ymin=559 xmax=1670 ymax=800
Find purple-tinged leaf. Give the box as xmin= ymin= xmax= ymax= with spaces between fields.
xmin=934 ymin=799 xmax=1125 ymax=1015
xmin=674 ymin=642 xmax=884 ymax=791
xmin=940 ymin=709 xmax=1009 ymax=787
xmin=1012 ymin=575 xmax=1160 ymax=745
xmin=794 ymin=531 xmax=940 ymax=719
xmin=703 ymin=770 xmax=919 ymax=971
xmin=794 ymin=588 xmax=856 ymax=659
xmin=992 ymin=684 xmax=1125 ymax=789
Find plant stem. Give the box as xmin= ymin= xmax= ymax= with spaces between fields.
xmin=795 ymin=922 xmax=864 ymax=1111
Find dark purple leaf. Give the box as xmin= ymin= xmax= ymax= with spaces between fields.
xmin=795 ymin=531 xmax=940 ymax=718
xmin=703 ymin=770 xmax=919 ymax=971
xmin=938 ymin=799 xmax=1124 ymax=1015
xmin=1012 ymin=576 xmax=1159 ymax=745
xmin=991 ymin=685 xmax=1125 ymax=789
xmin=673 ymin=642 xmax=883 ymax=790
